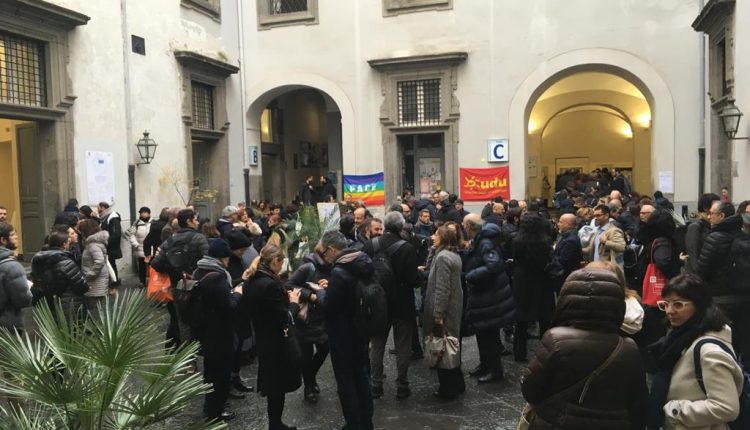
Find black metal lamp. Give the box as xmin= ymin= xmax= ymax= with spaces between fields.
xmin=135 ymin=131 xmax=158 ymax=164
xmin=719 ymin=100 xmax=745 ymax=140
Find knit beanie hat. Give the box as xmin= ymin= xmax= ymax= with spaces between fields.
xmin=208 ymin=239 xmax=232 ymax=259
xmin=224 ymin=230 xmax=252 ymax=250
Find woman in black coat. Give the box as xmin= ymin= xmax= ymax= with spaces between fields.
xmin=285 ymin=245 xmax=332 ymax=403
xmin=512 ymin=214 xmax=556 ymax=362
xmin=242 ymin=244 xmax=302 ymax=430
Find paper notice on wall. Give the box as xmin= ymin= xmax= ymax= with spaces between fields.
xmin=658 ymin=171 xmax=674 ymax=193
xmin=86 ymin=151 xmax=115 ymax=205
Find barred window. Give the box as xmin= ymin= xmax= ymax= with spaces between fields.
xmin=191 ymin=82 xmax=215 ymax=130
xmin=270 ymin=0 xmax=307 ymax=14
xmin=0 ymin=32 xmax=46 ymax=107
xmin=398 ymin=79 xmax=441 ymax=126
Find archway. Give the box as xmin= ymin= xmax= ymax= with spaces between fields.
xmin=245 ymin=75 xmax=355 ymax=204
xmin=527 ymin=72 xmax=652 ymax=203
xmin=508 ymin=48 xmax=675 ymax=200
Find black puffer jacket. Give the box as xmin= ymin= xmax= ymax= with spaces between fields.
xmin=321 ymin=249 xmax=374 ymax=337
xmin=683 ymin=218 xmax=710 ymax=274
xmin=462 ymin=223 xmax=515 ymax=334
xmin=286 ymin=252 xmax=332 ymax=343
xmin=522 ymin=269 xmax=648 ymax=430
xmin=30 ymin=248 xmax=88 ymax=307
xmin=696 ymin=214 xmax=745 ymax=297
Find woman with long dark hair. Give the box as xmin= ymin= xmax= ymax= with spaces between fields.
xmin=424 ymin=224 xmax=465 ymax=399
xmin=647 ymin=274 xmax=743 ymax=429
xmin=242 ymin=244 xmax=301 ymax=430
xmin=512 ymin=214 xmax=556 ymax=361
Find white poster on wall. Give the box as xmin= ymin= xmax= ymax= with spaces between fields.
xmin=658 ymin=170 xmax=674 ymax=193
xmin=85 ymin=151 xmax=115 ymax=205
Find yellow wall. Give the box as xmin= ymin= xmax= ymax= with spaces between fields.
xmin=0 ymin=118 xmax=29 ymax=253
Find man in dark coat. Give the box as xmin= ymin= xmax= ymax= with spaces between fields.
xmin=217 ymin=206 xmax=240 ymax=237
xmin=555 ymin=213 xmax=582 ymax=289
xmin=192 ymin=239 xmax=243 ymax=421
xmin=695 ymin=201 xmax=750 ymax=368
xmin=0 ymin=222 xmax=32 ymax=330
xmin=299 ymin=175 xmax=316 ymax=206
xmin=317 ymin=230 xmax=375 ymax=430
xmin=97 ymin=202 xmax=122 ymax=287
xmin=319 ymin=174 xmax=337 ymax=202
xmin=683 ymin=193 xmax=720 ymax=274
xmin=462 ymin=214 xmax=515 ymax=383
xmin=362 ymin=211 xmax=420 ymax=400
xmin=30 ymin=230 xmax=88 ymax=320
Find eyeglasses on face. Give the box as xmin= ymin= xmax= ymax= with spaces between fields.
xmin=656 ymin=300 xmax=693 ymax=312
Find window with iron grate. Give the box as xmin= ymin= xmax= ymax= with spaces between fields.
xmin=398 ymin=79 xmax=441 ymax=126
xmin=0 ymin=32 xmax=46 ymax=107
xmin=192 ymin=82 xmax=215 ymax=130
xmin=270 ymin=0 xmax=307 ymax=14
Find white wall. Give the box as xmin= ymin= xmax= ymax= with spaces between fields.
xmin=731 ymin=2 xmax=750 ymax=203
xmin=240 ymin=0 xmax=704 ymax=205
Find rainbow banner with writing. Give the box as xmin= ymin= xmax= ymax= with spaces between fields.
xmin=343 ymin=172 xmax=385 ymax=206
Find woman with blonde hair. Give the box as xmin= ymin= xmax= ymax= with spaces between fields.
xmin=241 ymin=244 xmax=301 ymax=430
xmin=587 ymin=261 xmax=644 ymax=335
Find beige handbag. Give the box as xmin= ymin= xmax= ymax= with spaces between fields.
xmin=423 ymin=324 xmax=460 ymax=369
xmin=106 ymin=259 xmax=117 ymax=283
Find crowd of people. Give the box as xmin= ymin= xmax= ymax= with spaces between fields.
xmin=1 ymin=167 xmax=749 ymax=429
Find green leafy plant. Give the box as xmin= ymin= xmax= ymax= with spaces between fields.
xmin=0 ymin=291 xmax=223 ymax=430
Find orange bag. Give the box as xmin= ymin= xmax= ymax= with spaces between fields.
xmin=641 ymin=241 xmax=666 ymax=307
xmin=146 ymin=266 xmax=173 ymax=302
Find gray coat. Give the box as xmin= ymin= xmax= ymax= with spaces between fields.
xmin=0 ymin=247 xmax=33 ymax=329
xmin=82 ymin=231 xmax=110 ymax=297
xmin=423 ymin=248 xmax=463 ymax=341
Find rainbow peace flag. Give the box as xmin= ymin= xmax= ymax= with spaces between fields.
xmin=343 ymin=173 xmax=385 ymax=206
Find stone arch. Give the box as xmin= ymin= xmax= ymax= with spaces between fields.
xmin=244 ymin=74 xmax=356 ymax=199
xmin=508 ymin=48 xmax=675 ymax=199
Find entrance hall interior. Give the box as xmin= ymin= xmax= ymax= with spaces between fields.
xmin=259 ymin=88 xmax=343 ymax=205
xmin=526 ymin=72 xmax=652 ymax=203
xmin=0 ymin=117 xmax=41 ymax=255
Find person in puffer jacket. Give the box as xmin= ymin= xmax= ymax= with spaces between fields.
xmin=125 ymin=206 xmax=151 ymax=286
xmin=31 ymin=230 xmax=88 ymax=322
xmin=78 ymin=219 xmax=110 ymax=319
xmin=0 ymin=222 xmax=32 ymax=330
xmin=462 ymin=214 xmax=515 ymax=383
xmin=522 ymin=268 xmax=648 ymax=430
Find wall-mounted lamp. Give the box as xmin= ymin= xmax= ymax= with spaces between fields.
xmin=718 ymin=100 xmax=749 ymax=140
xmin=135 ymin=131 xmax=158 ymax=164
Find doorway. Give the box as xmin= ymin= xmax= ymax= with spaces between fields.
xmin=0 ymin=117 xmax=43 ymax=255
xmin=398 ymin=133 xmax=445 ymax=198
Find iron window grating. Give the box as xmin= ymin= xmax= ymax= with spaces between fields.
xmin=0 ymin=32 xmax=46 ymax=107
xmin=398 ymin=79 xmax=441 ymax=126
xmin=191 ymin=82 xmax=215 ymax=130
xmin=270 ymin=0 xmax=308 ymax=15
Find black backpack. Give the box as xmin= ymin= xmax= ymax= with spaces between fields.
xmin=353 ymin=274 xmax=388 ymax=338
xmin=728 ymin=234 xmax=750 ymax=293
xmin=31 ymin=253 xmax=67 ymax=300
xmin=371 ymin=237 xmax=406 ymax=303
xmin=181 ymin=271 xmax=222 ymax=335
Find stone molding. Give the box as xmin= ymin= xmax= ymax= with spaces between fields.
xmin=382 ymin=0 xmax=452 ymax=17
xmin=256 ymin=0 xmax=319 ymax=31
xmin=180 ymin=0 xmax=221 ymax=22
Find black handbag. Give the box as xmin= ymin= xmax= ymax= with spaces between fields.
xmin=544 ymin=253 xmax=565 ymax=279
xmin=281 ymin=312 xmax=302 ymax=369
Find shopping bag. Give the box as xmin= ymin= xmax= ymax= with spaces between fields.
xmin=146 ymin=265 xmax=173 ymax=302
xmin=641 ymin=241 xmax=665 ymax=307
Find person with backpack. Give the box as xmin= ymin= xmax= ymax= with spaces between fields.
xmin=0 ymin=222 xmax=32 ymax=330
xmin=696 ymin=202 xmax=750 ymax=369
xmin=647 ymin=274 xmax=745 ymax=430
xmin=151 ymin=209 xmax=209 ymax=347
xmin=191 ymin=239 xmax=243 ymax=422
xmin=242 ymin=244 xmax=302 ymax=430
xmin=285 ymin=242 xmax=333 ymax=403
xmin=314 ymin=230 xmax=375 ymax=430
xmin=30 ymin=230 xmax=88 ymax=322
xmin=362 ymin=211 xmax=421 ymax=400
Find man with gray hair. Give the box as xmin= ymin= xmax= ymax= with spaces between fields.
xmin=315 ymin=230 xmax=375 ymax=430
xmin=362 ymin=211 xmax=420 ymax=400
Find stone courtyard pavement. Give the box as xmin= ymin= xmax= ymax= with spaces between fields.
xmin=171 ymin=332 xmax=532 ymax=430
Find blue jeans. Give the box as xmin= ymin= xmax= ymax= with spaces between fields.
xmin=328 ymin=332 xmax=373 ymax=430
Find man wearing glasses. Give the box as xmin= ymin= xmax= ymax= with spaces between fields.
xmin=696 ymin=201 xmax=750 ymax=367
xmin=583 ymin=204 xmax=626 ymax=266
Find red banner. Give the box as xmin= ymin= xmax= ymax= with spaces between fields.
xmin=459 ymin=166 xmax=510 ymax=201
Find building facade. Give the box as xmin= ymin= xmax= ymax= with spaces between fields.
xmin=2 ymin=0 xmax=748 ymax=257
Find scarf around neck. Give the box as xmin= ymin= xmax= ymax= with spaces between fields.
xmin=645 ymin=316 xmax=702 ymax=428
